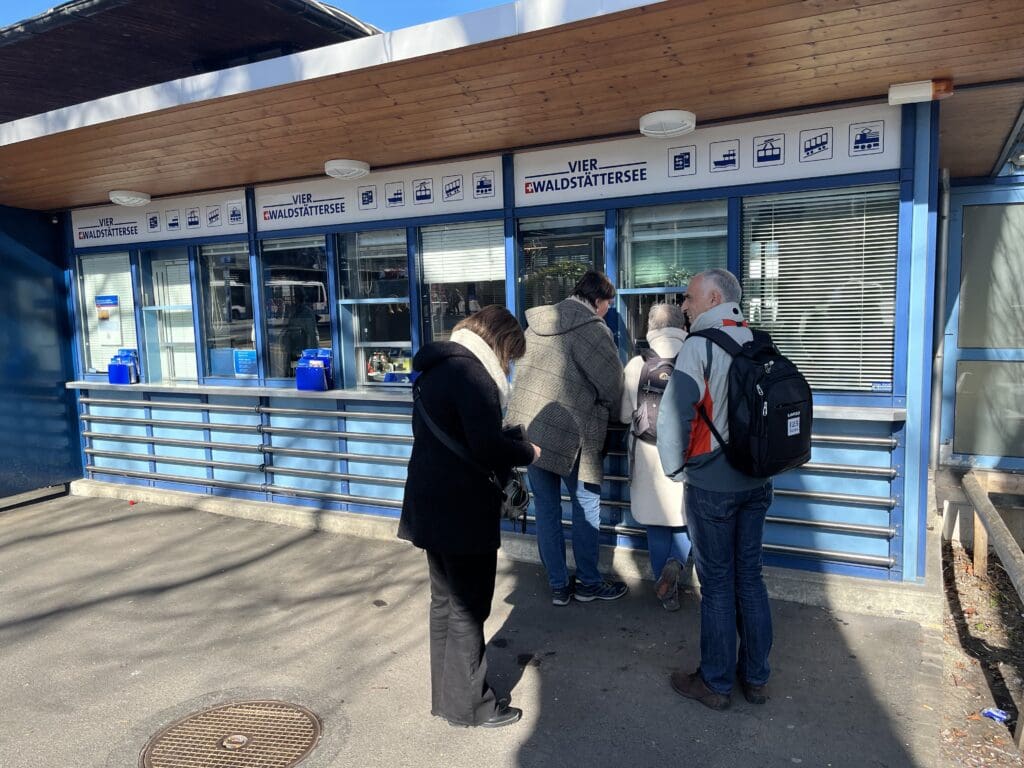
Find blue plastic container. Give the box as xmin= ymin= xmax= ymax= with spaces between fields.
xmin=296 ymin=362 xmax=327 ymax=391
xmin=108 ymin=348 xmax=140 ymax=384
xmin=107 ymin=362 xmax=132 ymax=384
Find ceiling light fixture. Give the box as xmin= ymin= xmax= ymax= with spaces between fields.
xmin=324 ymin=159 xmax=370 ymax=180
xmin=887 ymin=79 xmax=954 ymax=106
xmin=639 ymin=110 xmax=697 ymax=139
xmin=108 ymin=189 xmax=151 ymax=206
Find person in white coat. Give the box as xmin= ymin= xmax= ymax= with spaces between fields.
xmin=620 ymin=303 xmax=692 ymax=611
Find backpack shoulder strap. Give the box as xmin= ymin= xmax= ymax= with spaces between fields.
xmin=689 ymin=327 xmax=743 ymax=357
xmin=685 ymin=331 xmax=730 ymax=451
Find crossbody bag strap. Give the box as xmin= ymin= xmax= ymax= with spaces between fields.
xmin=413 ymin=383 xmax=503 ymax=491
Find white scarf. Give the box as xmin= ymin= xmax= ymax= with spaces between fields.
xmin=450 ymin=328 xmax=510 ymax=409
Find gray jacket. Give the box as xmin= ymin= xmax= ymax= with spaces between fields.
xmin=507 ymin=298 xmax=624 ymax=485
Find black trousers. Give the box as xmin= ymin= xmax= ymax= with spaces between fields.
xmin=425 ymin=549 xmax=498 ymax=725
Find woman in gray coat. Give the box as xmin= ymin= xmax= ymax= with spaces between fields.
xmin=506 ymin=271 xmax=626 ymax=605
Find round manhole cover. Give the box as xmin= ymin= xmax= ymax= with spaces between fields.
xmin=140 ymin=700 xmax=322 ymax=768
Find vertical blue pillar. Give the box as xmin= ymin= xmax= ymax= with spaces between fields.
xmin=502 ymin=154 xmax=519 ymax=316
xmin=245 ymin=188 xmax=267 ymax=385
xmin=901 ymin=102 xmax=940 ymax=581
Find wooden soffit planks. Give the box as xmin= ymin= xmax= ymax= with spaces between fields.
xmin=2 ymin=0 xmax=1023 ymax=211
xmin=940 ymin=82 xmax=1024 ymax=178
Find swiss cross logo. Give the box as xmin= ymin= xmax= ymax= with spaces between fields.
xmin=263 ymin=210 xmax=270 ymax=220
xmin=524 ymin=182 xmax=535 ymax=194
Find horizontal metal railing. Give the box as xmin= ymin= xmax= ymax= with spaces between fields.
xmin=83 ymin=431 xmax=408 ymax=465
xmin=81 ymin=396 xmax=902 ymax=569
xmin=85 ymin=449 xmax=406 ymax=488
xmin=80 ymin=413 xmax=413 ymax=444
xmin=84 ymin=465 xmax=405 ymax=509
xmin=80 ymin=396 xmax=412 ymax=422
xmin=812 ymin=434 xmax=898 ymax=449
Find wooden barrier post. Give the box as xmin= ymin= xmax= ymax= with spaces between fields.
xmin=974 ymin=508 xmax=989 ymax=576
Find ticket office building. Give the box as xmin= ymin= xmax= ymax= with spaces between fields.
xmin=70 ymin=100 xmax=937 ymax=584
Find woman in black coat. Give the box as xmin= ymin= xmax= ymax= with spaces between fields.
xmin=398 ymin=305 xmax=539 ymax=728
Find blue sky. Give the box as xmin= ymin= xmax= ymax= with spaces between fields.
xmin=0 ymin=0 xmax=501 ymax=31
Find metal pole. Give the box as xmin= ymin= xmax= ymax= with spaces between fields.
xmin=929 ymin=168 xmax=950 ymax=467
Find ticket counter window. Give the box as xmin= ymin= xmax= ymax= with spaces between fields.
xmin=140 ymin=246 xmax=197 ymax=382
xmin=421 ymin=221 xmax=505 ymax=342
xmin=78 ymin=252 xmax=137 ymax=373
xmin=198 ymin=242 xmax=254 ymax=378
xmin=741 ymin=185 xmax=899 ymax=391
xmin=337 ymin=229 xmax=411 ymax=384
xmin=261 ymin=236 xmax=331 ymax=379
xmin=518 ymin=212 xmax=605 ymax=318
xmin=618 ymin=201 xmax=727 ymax=347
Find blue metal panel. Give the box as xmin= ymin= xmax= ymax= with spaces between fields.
xmin=0 ymin=204 xmax=82 ymax=496
xmin=347 ymin=482 xmax=404 ymax=500
xmin=347 ymin=461 xmax=407 ymax=480
xmin=764 ymin=524 xmax=891 ymax=557
xmin=405 ymin=227 xmax=423 ymax=355
xmin=91 ymin=472 xmax=151 ymax=488
xmin=764 ymin=553 xmax=891 ymax=580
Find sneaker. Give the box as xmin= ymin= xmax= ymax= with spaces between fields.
xmin=573 ymin=580 xmax=628 ymax=602
xmin=669 ymin=670 xmax=731 ymax=711
xmin=551 ymin=579 xmax=574 ymax=606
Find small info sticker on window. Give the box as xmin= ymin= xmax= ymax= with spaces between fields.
xmin=787 ymin=414 xmax=800 ymax=437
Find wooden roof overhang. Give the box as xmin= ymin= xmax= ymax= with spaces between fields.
xmin=1 ymin=0 xmax=1022 ymax=212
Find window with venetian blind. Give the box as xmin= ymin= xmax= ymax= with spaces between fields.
xmin=79 ymin=252 xmax=137 ymax=373
xmin=741 ymin=185 xmax=900 ymax=392
xmin=420 ymin=220 xmax=505 ymax=342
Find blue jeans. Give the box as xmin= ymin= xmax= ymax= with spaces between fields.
xmin=685 ymin=482 xmax=773 ymax=695
xmin=528 ymin=462 xmax=602 ymax=590
xmin=646 ymin=525 xmax=692 ymax=580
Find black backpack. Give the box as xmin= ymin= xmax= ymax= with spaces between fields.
xmin=689 ymin=327 xmax=812 ymax=478
xmin=631 ymin=348 xmax=677 ymax=445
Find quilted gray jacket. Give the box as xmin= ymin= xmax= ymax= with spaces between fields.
xmin=506 ymin=299 xmax=624 ymax=485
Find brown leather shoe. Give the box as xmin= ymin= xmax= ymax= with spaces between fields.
xmin=741 ymin=681 xmax=768 ymax=705
xmin=669 ymin=670 xmax=730 ymax=711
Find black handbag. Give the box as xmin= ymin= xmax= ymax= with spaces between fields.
xmin=413 ymin=384 xmax=531 ymax=532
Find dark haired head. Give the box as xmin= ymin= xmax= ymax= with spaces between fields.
xmin=453 ymin=305 xmax=526 ymax=374
xmin=571 ymin=270 xmax=616 ymax=308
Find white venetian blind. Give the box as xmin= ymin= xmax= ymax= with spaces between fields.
xmin=741 ymin=185 xmax=899 ymax=392
xmin=421 ymin=221 xmax=505 ymax=283
xmin=80 ymin=252 xmax=136 ymax=372
xmin=620 ymin=200 xmax=728 ymax=288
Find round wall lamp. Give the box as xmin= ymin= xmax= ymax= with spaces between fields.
xmin=639 ymin=110 xmax=697 ymax=138
xmin=109 ymin=189 xmax=151 ymax=206
xmin=324 ymin=159 xmax=370 ymax=180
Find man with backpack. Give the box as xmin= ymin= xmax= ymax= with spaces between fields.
xmin=656 ymin=268 xmax=811 ymax=712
